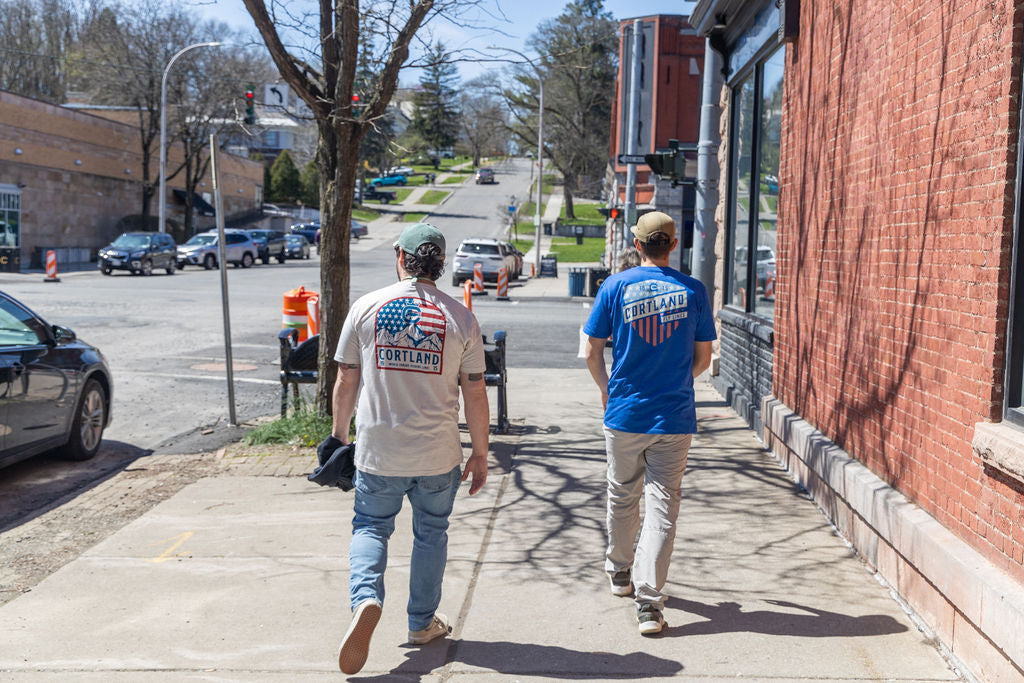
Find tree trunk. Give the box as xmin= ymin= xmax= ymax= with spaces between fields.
xmin=314 ymin=120 xmax=354 ymax=416
xmin=563 ymin=177 xmax=576 ymax=220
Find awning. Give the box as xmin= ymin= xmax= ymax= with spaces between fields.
xmin=172 ymin=189 xmax=216 ymax=217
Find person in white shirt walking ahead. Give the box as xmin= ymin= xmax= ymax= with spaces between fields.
xmin=328 ymin=223 xmax=490 ymax=674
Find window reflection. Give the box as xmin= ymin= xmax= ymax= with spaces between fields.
xmin=755 ymin=48 xmax=784 ymax=320
xmin=730 ymin=76 xmax=755 ymax=308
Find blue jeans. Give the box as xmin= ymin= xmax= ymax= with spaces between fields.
xmin=349 ymin=466 xmax=461 ymax=631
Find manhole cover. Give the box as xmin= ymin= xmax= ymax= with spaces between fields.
xmin=190 ymin=362 xmax=259 ymax=372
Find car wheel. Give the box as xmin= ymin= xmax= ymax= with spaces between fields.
xmin=166 ymin=260 xmax=175 ymax=275
xmin=453 ymin=274 xmax=460 ymax=287
xmin=277 ymin=251 xmax=286 ymax=263
xmin=205 ymin=254 xmax=218 ymax=269
xmin=177 ymin=261 xmax=186 ymax=270
xmin=242 ymin=252 xmax=254 ymax=268
xmin=397 ymin=179 xmax=406 ymax=186
xmin=140 ymin=259 xmax=153 ymax=276
xmin=305 ymin=250 xmax=311 ymax=260
xmin=59 ymin=378 xmax=107 ymax=461
xmin=101 ymin=264 xmax=112 ymax=275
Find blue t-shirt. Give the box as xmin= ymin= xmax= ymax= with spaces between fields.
xmin=583 ymin=266 xmax=717 ymax=434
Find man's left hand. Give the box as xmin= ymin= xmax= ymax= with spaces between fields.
xmin=461 ymin=453 xmax=488 ymax=495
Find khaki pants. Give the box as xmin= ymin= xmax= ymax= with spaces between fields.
xmin=604 ymin=427 xmax=692 ymax=609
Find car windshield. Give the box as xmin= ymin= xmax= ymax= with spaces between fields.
xmin=286 ymin=235 xmax=303 ymax=243
xmin=460 ymin=243 xmax=499 ymax=255
xmin=249 ymin=231 xmax=272 ymax=238
xmin=111 ymin=234 xmax=151 ymax=248
xmin=186 ymin=234 xmax=216 ymax=246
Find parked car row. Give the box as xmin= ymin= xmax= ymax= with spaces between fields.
xmin=289 ymin=220 xmax=368 ymax=251
xmin=451 ymin=237 xmax=524 ymax=286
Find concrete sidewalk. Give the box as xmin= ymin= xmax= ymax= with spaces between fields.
xmin=0 ymin=368 xmax=958 ymax=680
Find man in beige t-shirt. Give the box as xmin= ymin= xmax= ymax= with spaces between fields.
xmin=330 ymin=223 xmax=489 ymax=674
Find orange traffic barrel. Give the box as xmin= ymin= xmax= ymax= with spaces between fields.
xmin=473 ymin=263 xmax=485 ymax=292
xmin=463 ymin=280 xmax=473 ymax=311
xmin=283 ymin=287 xmax=318 ymax=341
xmin=44 ymin=250 xmax=60 ymax=283
xmin=496 ymin=266 xmax=509 ymax=300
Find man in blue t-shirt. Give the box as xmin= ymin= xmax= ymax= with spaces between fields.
xmin=583 ymin=211 xmax=716 ymax=635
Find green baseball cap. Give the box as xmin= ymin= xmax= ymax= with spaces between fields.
xmin=394 ymin=222 xmax=446 ymax=254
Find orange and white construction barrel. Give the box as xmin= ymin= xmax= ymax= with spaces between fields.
xmin=473 ymin=263 xmax=485 ymax=292
xmin=44 ymin=250 xmax=60 ymax=283
xmin=306 ymin=293 xmax=321 ymax=337
xmin=496 ymin=266 xmax=509 ymax=300
xmin=463 ymin=280 xmax=473 ymax=311
xmin=283 ymin=286 xmax=317 ymax=341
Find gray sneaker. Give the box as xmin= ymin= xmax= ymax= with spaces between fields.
xmin=637 ymin=603 xmax=665 ymax=635
xmin=609 ymin=569 xmax=633 ymax=596
xmin=408 ymin=613 xmax=452 ymax=645
xmin=338 ymin=599 xmax=382 ymax=674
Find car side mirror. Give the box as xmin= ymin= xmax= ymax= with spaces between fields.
xmin=52 ymin=325 xmax=76 ymax=345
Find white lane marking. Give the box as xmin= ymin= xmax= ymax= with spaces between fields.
xmin=122 ymin=371 xmax=280 ymax=385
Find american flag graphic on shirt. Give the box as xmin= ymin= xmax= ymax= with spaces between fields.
xmin=621 ymin=280 xmax=688 ymax=347
xmin=375 ymin=297 xmax=447 ymax=373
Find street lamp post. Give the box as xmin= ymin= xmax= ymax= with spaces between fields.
xmin=496 ymin=47 xmax=544 ymax=276
xmin=158 ymin=41 xmax=222 ymax=234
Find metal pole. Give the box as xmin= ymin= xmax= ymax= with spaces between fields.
xmin=159 ymin=42 xmax=221 ymax=234
xmin=535 ymin=76 xmax=544 ymax=276
xmin=694 ymin=40 xmax=724 ymax=297
xmin=210 ymin=134 xmax=237 ymax=426
xmin=623 ymin=19 xmax=643 ymax=244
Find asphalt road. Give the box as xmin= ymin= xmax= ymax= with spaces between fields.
xmin=0 ymin=158 xmax=587 ymax=520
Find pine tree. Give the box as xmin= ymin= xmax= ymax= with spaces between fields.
xmin=269 ymin=149 xmax=301 ymax=203
xmin=300 ymin=160 xmax=319 ymax=208
xmin=410 ymin=42 xmax=460 ymax=168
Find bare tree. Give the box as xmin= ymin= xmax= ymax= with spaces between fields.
xmin=460 ymin=73 xmax=509 ymax=167
xmin=242 ymin=0 xmax=489 ymax=412
xmin=0 ymin=0 xmax=85 ymax=103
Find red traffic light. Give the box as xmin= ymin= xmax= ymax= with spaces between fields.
xmin=245 ymin=90 xmax=254 ymax=100
xmin=351 ymin=94 xmax=360 ymax=103
xmin=610 ymin=208 xmax=619 ymax=219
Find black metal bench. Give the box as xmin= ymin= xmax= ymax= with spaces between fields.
xmin=278 ymin=328 xmax=509 ymax=434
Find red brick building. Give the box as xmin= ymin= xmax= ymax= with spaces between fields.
xmin=692 ymin=0 xmax=1024 ymax=679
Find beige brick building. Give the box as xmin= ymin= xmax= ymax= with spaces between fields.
xmin=0 ymin=90 xmax=263 ymax=272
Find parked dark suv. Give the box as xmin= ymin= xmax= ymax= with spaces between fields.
xmin=244 ymin=229 xmax=287 ymax=264
xmin=98 ymin=232 xmax=177 ymax=276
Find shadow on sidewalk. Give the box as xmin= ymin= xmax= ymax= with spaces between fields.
xmin=356 ymin=639 xmax=684 ymax=680
xmin=662 ymin=597 xmax=909 ymax=638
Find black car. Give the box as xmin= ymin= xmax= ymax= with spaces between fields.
xmin=0 ymin=291 xmax=112 ymax=468
xmin=290 ymin=222 xmax=321 ymax=244
xmin=285 ymin=234 xmax=311 ymax=259
xmin=98 ymin=232 xmax=177 ymax=276
xmin=244 ymin=229 xmax=287 ymax=264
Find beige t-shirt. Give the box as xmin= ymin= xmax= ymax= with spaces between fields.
xmin=335 ymin=279 xmax=486 ymax=476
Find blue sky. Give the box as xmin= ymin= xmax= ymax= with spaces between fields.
xmin=185 ymin=0 xmax=697 ymax=82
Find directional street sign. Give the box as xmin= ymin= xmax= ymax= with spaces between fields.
xmin=617 ymin=154 xmax=648 ymax=164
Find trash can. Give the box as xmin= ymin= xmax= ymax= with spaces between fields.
xmin=568 ymin=268 xmax=586 ymax=297
xmin=543 ymin=222 xmax=553 ymax=235
xmin=587 ymin=267 xmax=610 ymax=297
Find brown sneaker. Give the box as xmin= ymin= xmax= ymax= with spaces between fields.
xmin=338 ymin=599 xmax=382 ymax=674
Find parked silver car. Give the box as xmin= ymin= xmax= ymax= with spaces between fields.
xmin=176 ymin=231 xmax=257 ymax=269
xmin=452 ymin=238 xmax=518 ymax=286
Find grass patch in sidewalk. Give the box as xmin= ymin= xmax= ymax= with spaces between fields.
xmin=549 ymin=236 xmax=605 ymax=263
xmin=418 ymin=190 xmax=450 ymax=205
xmin=352 ymin=207 xmax=381 ymax=222
xmin=442 ymin=174 xmax=467 ymax=184
xmin=403 ymin=212 xmax=428 ymax=222
xmin=245 ymin=402 xmax=332 ymax=448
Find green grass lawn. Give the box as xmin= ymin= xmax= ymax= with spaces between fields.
xmin=418 ymin=190 xmax=450 ymax=205
xmin=511 ymin=238 xmax=534 ymax=253
xmin=549 ymin=236 xmax=605 ymax=263
xmin=403 ymin=212 xmax=428 ymax=222
xmin=560 ymin=202 xmax=605 ymax=225
xmin=442 ymin=174 xmax=467 ymax=184
xmin=352 ymin=207 xmax=380 ymax=222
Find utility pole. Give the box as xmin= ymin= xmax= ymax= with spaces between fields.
xmin=623 ymin=19 xmax=643 ymax=246
xmin=693 ymin=40 xmax=724 ymax=298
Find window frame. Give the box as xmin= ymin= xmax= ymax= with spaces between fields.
xmin=724 ymin=40 xmax=784 ymax=320
xmin=1005 ymin=57 xmax=1024 ymax=427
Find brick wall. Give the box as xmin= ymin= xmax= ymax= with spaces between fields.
xmin=713 ymin=308 xmax=773 ymax=437
xmin=774 ymin=0 xmax=1024 ymax=577
xmin=0 ymin=91 xmax=263 ymax=264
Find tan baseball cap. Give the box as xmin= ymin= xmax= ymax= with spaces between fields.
xmin=629 ymin=211 xmax=676 ymax=242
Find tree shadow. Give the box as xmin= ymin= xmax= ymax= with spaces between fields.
xmin=662 ymin=597 xmax=908 ymax=638
xmin=355 ymin=639 xmax=684 ymax=681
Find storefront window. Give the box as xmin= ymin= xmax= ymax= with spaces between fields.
xmin=0 ymin=187 xmax=21 ymax=248
xmin=730 ymin=76 xmax=755 ymax=308
xmin=754 ymin=49 xmax=785 ymax=319
xmin=727 ymin=45 xmax=785 ymax=319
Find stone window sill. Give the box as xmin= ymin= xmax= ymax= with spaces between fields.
xmin=972 ymin=421 xmax=1024 ymax=487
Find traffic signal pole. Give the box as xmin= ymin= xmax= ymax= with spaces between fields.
xmin=623 ymin=19 xmax=643 ymax=246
